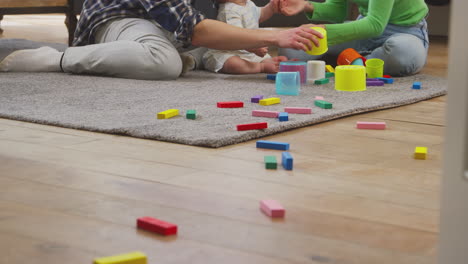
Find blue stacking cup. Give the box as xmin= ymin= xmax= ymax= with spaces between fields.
xmin=276 ymin=72 xmax=301 ymax=96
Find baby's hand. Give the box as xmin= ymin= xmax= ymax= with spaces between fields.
xmin=247 ymin=47 xmax=269 ymax=57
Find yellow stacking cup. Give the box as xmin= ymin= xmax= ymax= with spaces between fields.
xmin=306 ymin=27 xmax=328 ymax=56
xmin=365 ymin=58 xmax=384 ymax=78
xmin=335 ymin=65 xmax=366 ymax=92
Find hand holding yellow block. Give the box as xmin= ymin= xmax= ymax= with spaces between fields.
xmin=259 ymin=97 xmax=281 ymax=106
xmin=157 ymin=109 xmax=179 ymax=119
xmin=94 ymin=251 xmax=147 ymax=264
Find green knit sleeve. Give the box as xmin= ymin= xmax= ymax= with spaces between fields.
xmin=306 ymin=0 xmax=348 ymax=24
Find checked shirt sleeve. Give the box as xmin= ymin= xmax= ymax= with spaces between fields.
xmin=138 ymin=0 xmax=206 ymax=47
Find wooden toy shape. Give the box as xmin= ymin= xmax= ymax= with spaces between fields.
xmin=325 ymin=72 xmax=335 ymax=78
xmin=314 ymin=78 xmax=329 ymax=85
xmin=94 ymin=252 xmax=147 ymax=264
xmin=217 ymin=101 xmax=244 ymax=108
xmin=264 ymin=156 xmax=277 ymax=169
xmin=259 ymin=97 xmax=281 ymax=106
xmin=137 ymin=217 xmax=177 ymax=236
xmin=377 ymin=77 xmax=394 ymax=84
xmin=314 ymin=100 xmax=333 ymax=109
xmin=278 ymin=112 xmax=289 ymax=122
xmin=252 ymin=110 xmax=279 ymax=118
xmin=186 ymin=110 xmax=196 ymax=120
xmin=157 ymin=109 xmax=179 ymax=119
xmin=412 ymin=82 xmax=422 ymax=89
xmin=267 ymin=74 xmax=276 ymax=81
xmin=414 ymin=147 xmax=428 ymax=160
xmin=366 ymin=80 xmax=385 ymax=86
xmin=237 ymin=122 xmax=268 ymax=131
xmin=256 ymin=140 xmax=290 ymax=150
xmin=251 ymin=95 xmax=264 ymax=103
xmin=326 ymin=65 xmax=335 ymax=72
xmin=284 ymin=107 xmax=312 ymax=114
xmin=356 ymin=121 xmax=386 ymax=130
xmin=282 ymin=152 xmax=293 ymax=170
xmin=260 ymin=199 xmax=285 ymax=218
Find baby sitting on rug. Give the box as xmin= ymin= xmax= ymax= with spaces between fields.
xmin=203 ymin=0 xmax=288 ymax=74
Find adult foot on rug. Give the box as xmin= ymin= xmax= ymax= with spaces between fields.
xmin=0 ymin=46 xmax=63 ymax=72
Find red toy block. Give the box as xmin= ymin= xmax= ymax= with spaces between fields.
xmin=260 ymin=199 xmax=285 ymax=218
xmin=137 ymin=217 xmax=177 ymax=236
xmin=383 ymin=75 xmax=392 ymax=78
xmin=356 ymin=121 xmax=386 ymax=130
xmin=217 ymin=101 xmax=244 ymax=108
xmin=236 ymin=122 xmax=268 ymax=131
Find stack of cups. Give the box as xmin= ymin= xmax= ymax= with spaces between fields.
xmin=307 ymin=60 xmax=325 ymax=83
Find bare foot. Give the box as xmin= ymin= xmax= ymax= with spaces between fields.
xmin=260 ymin=62 xmax=279 ymax=73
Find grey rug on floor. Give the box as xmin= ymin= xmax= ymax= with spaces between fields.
xmin=0 ymin=71 xmax=446 ymax=147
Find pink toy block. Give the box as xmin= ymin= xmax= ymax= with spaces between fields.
xmin=260 ymin=199 xmax=285 ymax=218
xmin=137 ymin=217 xmax=177 ymax=236
xmin=252 ymin=110 xmax=280 ymax=118
xmin=315 ymin=96 xmax=324 ymax=100
xmin=356 ymin=121 xmax=386 ymax=130
xmin=284 ymin=107 xmax=312 ymax=114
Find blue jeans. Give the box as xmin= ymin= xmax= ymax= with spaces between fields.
xmin=278 ymin=18 xmax=429 ymax=76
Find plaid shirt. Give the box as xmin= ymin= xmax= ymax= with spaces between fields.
xmin=73 ymin=0 xmax=206 ymax=47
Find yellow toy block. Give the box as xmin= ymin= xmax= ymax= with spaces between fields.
xmin=414 ymin=147 xmax=427 ymax=160
xmin=157 ymin=109 xmax=179 ymax=119
xmin=259 ymin=97 xmax=281 ymax=106
xmin=94 ymin=252 xmax=147 ymax=264
xmin=326 ymin=65 xmax=335 ymax=73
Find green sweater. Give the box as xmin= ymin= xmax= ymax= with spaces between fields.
xmin=306 ymin=0 xmax=428 ymax=45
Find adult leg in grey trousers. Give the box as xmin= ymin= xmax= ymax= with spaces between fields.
xmin=63 ymin=18 xmax=185 ymax=80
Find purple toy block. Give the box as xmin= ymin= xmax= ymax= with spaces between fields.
xmin=366 ymin=80 xmax=385 ymax=86
xmin=251 ymin=95 xmax=264 ymax=103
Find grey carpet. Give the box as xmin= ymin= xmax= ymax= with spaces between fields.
xmin=0 ymin=71 xmax=447 ymax=147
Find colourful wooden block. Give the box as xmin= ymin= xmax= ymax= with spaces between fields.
xmin=264 ymin=155 xmax=277 ymax=170
xmin=251 ymin=95 xmax=264 ymax=103
xmin=325 ymin=72 xmax=335 ymax=78
xmin=252 ymin=110 xmax=279 ymax=118
xmin=282 ymin=152 xmax=293 ymax=170
xmin=186 ymin=109 xmax=196 ymax=120
xmin=315 ymin=96 xmax=324 ymax=100
xmin=366 ymin=80 xmax=385 ymax=86
xmin=325 ymin=65 xmax=335 ymax=73
xmin=94 ymin=252 xmax=147 ymax=264
xmin=259 ymin=97 xmax=281 ymax=106
xmin=157 ymin=109 xmax=179 ymax=119
xmin=267 ymin=74 xmax=276 ymax=81
xmin=256 ymin=140 xmax=290 ymax=150
xmin=314 ymin=78 xmax=329 ymax=85
xmin=412 ymin=82 xmax=421 ymax=89
xmin=237 ymin=122 xmax=268 ymax=131
xmin=377 ymin=77 xmax=394 ymax=84
xmin=414 ymin=146 xmax=427 ymax=160
xmin=383 ymin=75 xmax=392 ymax=78
xmin=260 ymin=199 xmax=285 ymax=218
xmin=284 ymin=107 xmax=312 ymax=114
xmin=278 ymin=112 xmax=289 ymax=122
xmin=356 ymin=121 xmax=386 ymax=130
xmin=217 ymin=101 xmax=244 ymax=108
xmin=137 ymin=217 xmax=177 ymax=236
xmin=314 ymin=100 xmax=333 ymax=109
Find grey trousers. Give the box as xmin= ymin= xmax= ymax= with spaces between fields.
xmin=62 ymin=18 xmax=204 ymax=80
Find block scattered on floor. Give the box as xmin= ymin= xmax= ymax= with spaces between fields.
xmin=251 ymin=95 xmax=264 ymax=103
xmin=237 ymin=122 xmax=268 ymax=131
xmin=325 ymin=72 xmax=334 ymax=78
xmin=259 ymin=97 xmax=281 ymax=106
xmin=157 ymin=109 xmax=179 ymax=119
xmin=252 ymin=110 xmax=279 ymax=118
xmin=256 ymin=140 xmax=290 ymax=150
xmin=414 ymin=146 xmax=427 ymax=160
xmin=137 ymin=217 xmax=177 ymax=236
xmin=314 ymin=78 xmax=329 ymax=85
xmin=314 ymin=100 xmax=333 ymax=109
xmin=282 ymin=152 xmax=293 ymax=170
xmin=377 ymin=77 xmax=394 ymax=84
xmin=186 ymin=109 xmax=196 ymax=120
xmin=325 ymin=65 xmax=335 ymax=73
xmin=264 ymin=155 xmax=277 ymax=169
xmin=356 ymin=121 xmax=386 ymax=130
xmin=217 ymin=101 xmax=244 ymax=108
xmin=412 ymin=82 xmax=421 ymax=89
xmin=278 ymin=112 xmax=289 ymax=122
xmin=284 ymin=107 xmax=312 ymax=114
xmin=260 ymin=199 xmax=285 ymax=218
xmin=94 ymin=251 xmax=147 ymax=264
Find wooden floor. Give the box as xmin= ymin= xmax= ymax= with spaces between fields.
xmin=0 ymin=15 xmax=448 ymax=264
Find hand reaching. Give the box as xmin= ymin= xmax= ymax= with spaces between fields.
xmin=275 ymin=26 xmax=324 ymax=51
xmin=279 ymin=0 xmax=309 ymax=16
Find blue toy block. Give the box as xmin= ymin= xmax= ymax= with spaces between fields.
xmin=377 ymin=77 xmax=394 ymax=84
xmin=412 ymin=82 xmax=421 ymax=89
xmin=282 ymin=152 xmax=293 ymax=170
xmin=278 ymin=112 xmax=289 ymax=122
xmin=256 ymin=140 xmax=290 ymax=150
xmin=267 ymin=74 xmax=277 ymax=81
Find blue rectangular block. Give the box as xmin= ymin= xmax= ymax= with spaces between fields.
xmin=267 ymin=74 xmax=276 ymax=81
xmin=278 ymin=112 xmax=289 ymax=122
xmin=377 ymin=77 xmax=394 ymax=84
xmin=412 ymin=82 xmax=421 ymax=89
xmin=256 ymin=140 xmax=290 ymax=150
xmin=282 ymin=152 xmax=293 ymax=170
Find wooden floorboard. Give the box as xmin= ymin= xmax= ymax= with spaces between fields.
xmin=0 ymin=15 xmax=447 ymax=263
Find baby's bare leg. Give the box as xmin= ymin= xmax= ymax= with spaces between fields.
xmin=220 ymin=56 xmax=278 ymax=74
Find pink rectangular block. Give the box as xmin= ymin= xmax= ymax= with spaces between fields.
xmin=284 ymin=107 xmax=312 ymax=114
xmin=260 ymin=199 xmax=285 ymax=218
xmin=315 ymin=96 xmax=324 ymax=100
xmin=252 ymin=110 xmax=280 ymax=118
xmin=356 ymin=121 xmax=386 ymax=130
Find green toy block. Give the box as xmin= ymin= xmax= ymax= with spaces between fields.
xmin=186 ymin=109 xmax=196 ymax=120
xmin=264 ymin=155 xmax=277 ymax=170
xmin=325 ymin=72 xmax=334 ymax=78
xmin=314 ymin=78 xmax=329 ymax=85
xmin=314 ymin=100 xmax=333 ymax=109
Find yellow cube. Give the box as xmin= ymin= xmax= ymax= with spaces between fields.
xmin=414 ymin=147 xmax=427 ymax=160
xmin=259 ymin=97 xmax=281 ymax=106
xmin=94 ymin=252 xmax=147 ymax=264
xmin=326 ymin=65 xmax=335 ymax=73
xmin=157 ymin=109 xmax=179 ymax=119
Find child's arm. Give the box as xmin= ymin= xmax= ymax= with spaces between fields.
xmin=259 ymin=0 xmax=280 ymax=23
